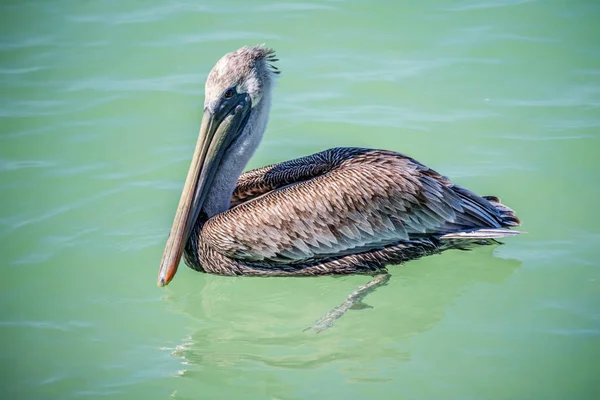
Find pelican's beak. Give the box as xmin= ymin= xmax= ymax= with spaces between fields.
xmin=157 ymin=92 xmax=251 ymax=286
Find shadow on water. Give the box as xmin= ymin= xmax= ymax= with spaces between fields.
xmin=159 ymin=246 xmax=521 ymax=396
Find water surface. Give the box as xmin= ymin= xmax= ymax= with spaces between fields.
xmin=1 ymin=0 xmax=599 ymax=399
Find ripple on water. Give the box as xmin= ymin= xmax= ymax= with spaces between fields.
xmin=63 ymin=74 xmax=205 ymax=95
xmin=441 ymin=0 xmax=537 ymax=12
xmin=0 ymin=187 xmax=125 ymax=232
xmin=0 ymin=158 xmax=55 ymax=171
xmin=141 ymin=31 xmax=281 ymax=47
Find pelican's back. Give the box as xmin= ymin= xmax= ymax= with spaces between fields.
xmin=197 ymin=148 xmax=520 ymax=267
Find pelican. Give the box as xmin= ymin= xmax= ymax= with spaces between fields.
xmin=158 ymin=45 xmax=520 ymax=330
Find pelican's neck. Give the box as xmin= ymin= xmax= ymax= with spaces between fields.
xmin=200 ymin=94 xmax=272 ymax=219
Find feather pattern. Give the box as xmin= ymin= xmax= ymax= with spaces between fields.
xmin=183 ymin=147 xmax=520 ymax=275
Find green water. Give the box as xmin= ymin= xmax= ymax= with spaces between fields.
xmin=2 ymin=0 xmax=599 ymax=398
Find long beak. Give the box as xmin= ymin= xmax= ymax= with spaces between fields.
xmin=157 ymin=93 xmax=251 ymax=286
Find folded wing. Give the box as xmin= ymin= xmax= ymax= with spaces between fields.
xmin=203 ymin=148 xmax=516 ymax=264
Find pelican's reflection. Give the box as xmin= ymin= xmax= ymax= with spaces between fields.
xmin=163 ymin=247 xmax=520 ymax=397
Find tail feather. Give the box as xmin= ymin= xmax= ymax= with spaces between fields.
xmin=440 ymin=196 xmax=521 ymax=243
xmin=482 ymin=195 xmax=500 ymax=203
xmin=483 ymin=195 xmax=521 ymax=227
xmin=439 ymin=227 xmax=521 ymax=252
xmin=440 ymin=228 xmax=520 ymax=240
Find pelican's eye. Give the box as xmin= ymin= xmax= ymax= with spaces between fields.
xmin=224 ymin=88 xmax=235 ymax=99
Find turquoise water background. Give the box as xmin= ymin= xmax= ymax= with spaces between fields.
xmin=1 ymin=0 xmax=599 ymax=398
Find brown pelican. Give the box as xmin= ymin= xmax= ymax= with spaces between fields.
xmin=158 ymin=45 xmax=520 ymax=330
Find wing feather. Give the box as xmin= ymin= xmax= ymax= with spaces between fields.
xmin=202 ymin=148 xmax=509 ymax=264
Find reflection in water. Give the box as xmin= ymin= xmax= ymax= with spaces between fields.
xmin=163 ymin=247 xmax=520 ymax=396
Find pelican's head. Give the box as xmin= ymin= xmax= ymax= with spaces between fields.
xmin=157 ymin=45 xmax=279 ymax=287
xmin=204 ymin=45 xmax=279 ymax=113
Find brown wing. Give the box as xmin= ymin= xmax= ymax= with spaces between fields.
xmin=203 ymin=147 xmax=510 ymax=264
xmin=229 ymin=151 xmax=332 ymax=207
